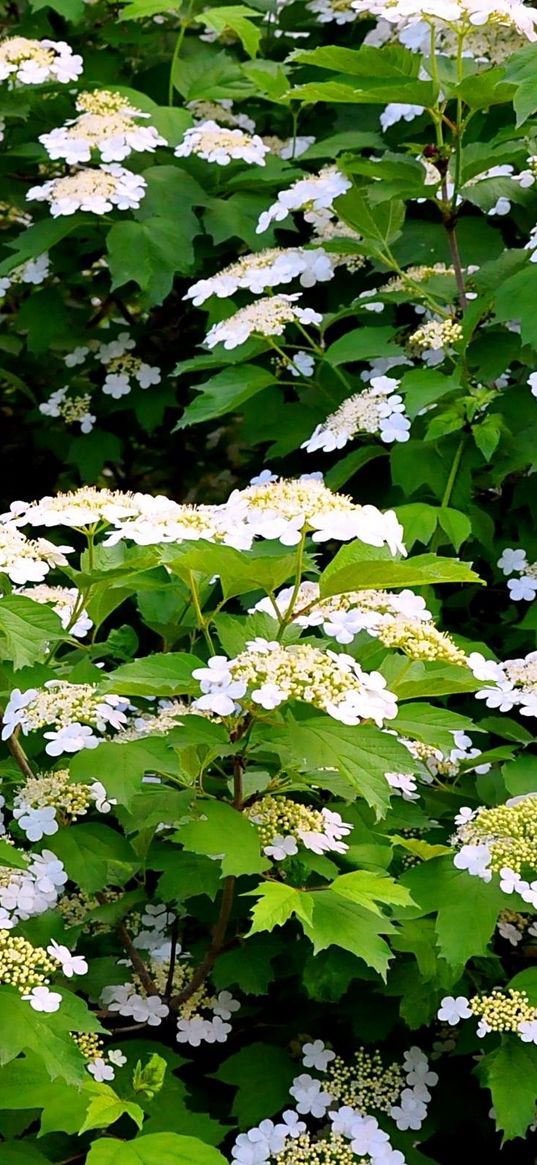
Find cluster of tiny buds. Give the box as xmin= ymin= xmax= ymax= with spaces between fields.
xmin=275 ymin=1134 xmax=357 ymax=1165
xmin=0 ymin=929 xmax=58 ymax=991
xmin=245 ymin=794 xmax=351 ymax=859
xmin=408 ymin=318 xmax=463 ymax=354
xmin=246 ymin=795 xmax=326 ymax=848
xmin=378 ymin=618 xmax=467 ymax=665
xmin=383 ymin=263 xmax=455 ymax=294
xmin=72 ymin=1031 xmax=104 ymax=1061
xmin=470 ymin=988 xmax=537 ymax=1034
xmin=438 ymin=989 xmax=537 ymax=1042
xmin=57 ymin=888 xmax=123 ymax=930
xmin=15 ymin=770 xmax=92 ymax=818
xmin=455 ymin=798 xmax=537 ymax=875
xmin=326 ymin=1049 xmax=404 ymax=1116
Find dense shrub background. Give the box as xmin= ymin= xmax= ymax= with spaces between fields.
xmin=1 ymin=1 xmax=537 ymax=1163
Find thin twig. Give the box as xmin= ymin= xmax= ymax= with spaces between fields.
xmin=164 ymin=916 xmax=180 ymax=998
xmin=116 ymin=920 xmax=160 ymax=997
xmin=4 ymin=725 xmax=36 ymax=782
xmin=95 ymin=892 xmax=159 ymax=997
xmin=169 ymin=876 xmax=235 ymax=1009
xmin=441 ymin=177 xmax=468 ymax=311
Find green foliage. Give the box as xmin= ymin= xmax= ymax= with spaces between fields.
xmin=1 ymin=2 xmax=537 ymax=1162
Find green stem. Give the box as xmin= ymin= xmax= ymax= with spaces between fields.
xmin=188 ymin=570 xmax=215 ymax=652
xmin=277 ymin=529 xmax=306 ymax=638
xmin=86 ymin=531 xmax=95 ymax=572
xmin=430 ymin=435 xmax=467 ymax=551
xmin=427 ymin=23 xmax=444 ymax=149
xmin=441 ymin=435 xmax=466 ymax=510
xmin=168 ymin=0 xmax=195 ymax=106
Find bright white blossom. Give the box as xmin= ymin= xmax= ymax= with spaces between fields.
xmin=204 ymin=294 xmax=322 ymax=350
xmin=27 ymin=165 xmax=146 ymax=217
xmin=39 ymin=387 xmax=96 ymax=434
xmin=257 ymin=167 xmax=352 ymax=234
xmin=193 ymin=639 xmax=398 ymax=725
xmin=227 ymin=474 xmax=406 ymax=553
xmin=23 ymin=985 xmax=62 ymax=1012
xmin=46 ymin=939 xmax=88 ymax=977
xmin=302 ymin=1040 xmax=336 ymax=1071
xmin=185 ymin=246 xmax=336 ymax=305
xmin=437 ymin=995 xmax=472 ymax=1025
xmin=380 ymin=102 xmax=424 ymax=131
xmin=0 ymin=524 xmax=72 ymax=585
xmin=174 ymin=120 xmax=269 ymax=165
xmin=0 ymin=36 xmax=83 ymax=85
xmin=0 ymin=254 xmax=50 ymax=298
xmin=302 ymin=377 xmax=410 ymax=452
xmin=1 ymin=681 xmax=129 ymax=755
xmin=475 ymin=650 xmax=537 ymax=716
xmin=87 ymin=1058 xmax=115 ymax=1082
xmin=39 ymin=90 xmax=167 ymax=163
xmin=350 ymin=0 xmax=537 ymax=43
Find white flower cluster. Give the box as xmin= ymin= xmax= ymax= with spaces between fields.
xmin=254 ymin=580 xmax=430 ymax=644
xmin=117 ymin=700 xmax=192 ymax=742
xmin=497 ymin=909 xmax=537 ymax=947
xmin=204 ymin=294 xmax=322 ymax=351
xmin=228 ymin=474 xmax=406 ymax=551
xmin=0 ymin=848 xmax=67 ymax=929
xmin=185 ymin=246 xmax=336 ymax=306
xmin=475 ymin=650 xmax=537 ymax=717
xmin=0 ymin=254 xmax=50 ymax=299
xmin=27 ymin=164 xmax=146 ymax=217
xmin=102 ymin=908 xmax=240 ymax=1046
xmin=245 ymin=794 xmax=352 ymax=860
xmin=251 ymin=580 xmax=476 ymax=670
xmin=401 ymin=729 xmax=490 ymax=784
xmin=452 ymin=794 xmax=537 ymax=907
xmin=39 ymin=387 xmax=96 ymax=434
xmin=174 ymin=120 xmax=269 ymax=166
xmin=350 ymin=0 xmax=537 ymax=43
xmin=381 ymin=726 xmax=491 ymax=802
xmin=101 ymin=982 xmax=170 ymax=1026
xmin=408 ymin=318 xmax=463 ymax=362
xmin=257 ymin=167 xmax=352 ymax=234
xmin=303 ymin=377 xmax=411 ymax=452
xmin=132 ymin=902 xmax=176 ymax=958
xmin=39 ymin=88 xmax=167 ymax=164
xmin=98 ymin=331 xmax=161 ymax=399
xmin=193 ymin=637 xmax=398 ymax=725
xmin=175 ymin=986 xmax=240 ymax=1047
xmin=0 ymin=523 xmax=72 ymax=585
xmin=438 ymin=988 xmax=537 ymax=1045
xmin=4 ymin=477 xmax=406 ymax=557
xmin=47 ymin=333 xmax=160 ymax=410
xmin=497 ymin=546 xmax=537 ymax=603
xmin=11 ymin=771 xmax=114 ymax=842
xmin=298 ymin=1040 xmax=437 ymax=1134
xmin=0 ymin=36 xmax=83 ymax=86
xmin=232 ymin=1040 xmax=437 ymax=1164
xmin=1 ymin=681 xmax=130 ymax=756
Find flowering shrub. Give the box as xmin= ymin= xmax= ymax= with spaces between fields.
xmin=3 ymin=1 xmax=537 ymax=1163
